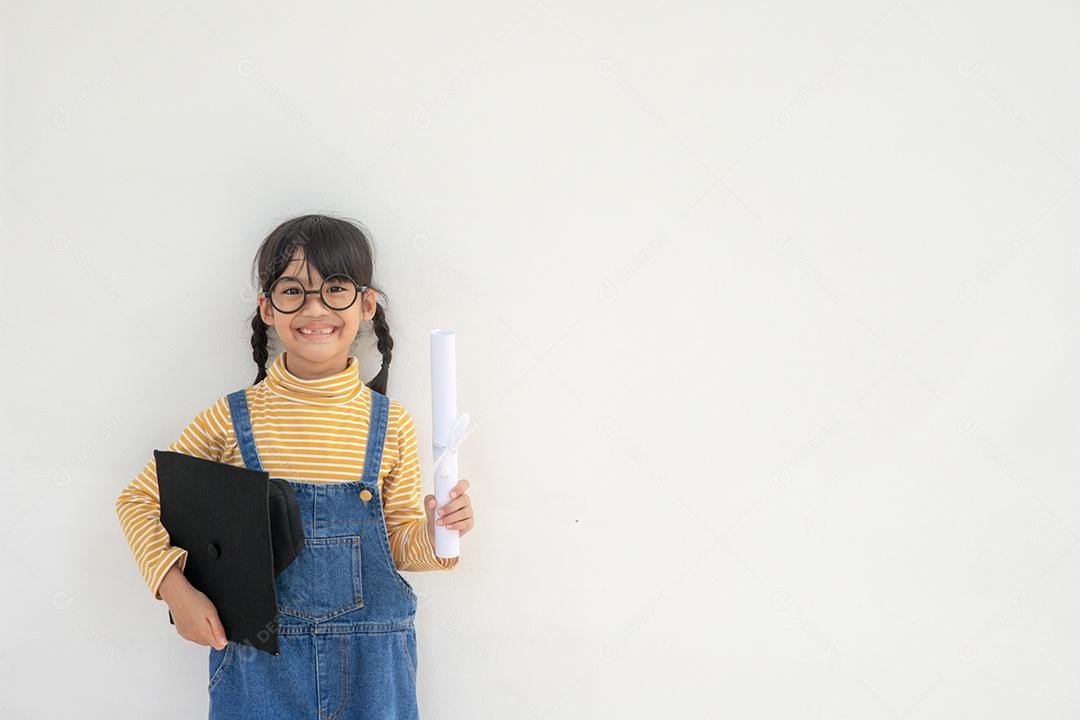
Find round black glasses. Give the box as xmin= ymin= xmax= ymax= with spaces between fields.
xmin=264 ymin=274 xmax=367 ymax=314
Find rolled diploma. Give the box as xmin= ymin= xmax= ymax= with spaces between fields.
xmin=430 ymin=330 xmax=460 ymax=558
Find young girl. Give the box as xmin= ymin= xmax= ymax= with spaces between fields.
xmin=115 ymin=213 xmax=474 ymax=718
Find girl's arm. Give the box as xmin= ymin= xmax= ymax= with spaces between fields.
xmin=382 ymin=400 xmax=460 ymax=572
xmin=115 ymin=398 xmax=232 ymax=600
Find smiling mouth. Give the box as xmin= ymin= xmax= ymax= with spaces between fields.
xmin=297 ymin=327 xmax=338 ymax=337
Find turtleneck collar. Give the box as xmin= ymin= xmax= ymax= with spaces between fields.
xmin=264 ymin=352 xmax=365 ymax=405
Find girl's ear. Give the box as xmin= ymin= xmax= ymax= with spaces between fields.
xmin=257 ymin=295 xmax=274 ymax=326
xmin=361 ymin=288 xmax=377 ymax=323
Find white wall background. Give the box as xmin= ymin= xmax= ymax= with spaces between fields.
xmin=2 ymin=2 xmax=1078 ymax=717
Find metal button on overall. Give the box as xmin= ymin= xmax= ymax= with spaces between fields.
xmin=359 ymin=489 xmax=372 ymax=502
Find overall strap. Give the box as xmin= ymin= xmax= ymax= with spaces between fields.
xmin=362 ymin=390 xmax=390 ymax=486
xmin=227 ymin=389 xmax=264 ymax=472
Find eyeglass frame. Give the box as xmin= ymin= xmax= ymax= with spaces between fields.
xmin=262 ymin=274 xmax=369 ymax=314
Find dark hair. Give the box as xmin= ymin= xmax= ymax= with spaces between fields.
xmin=249 ymin=213 xmax=393 ymax=393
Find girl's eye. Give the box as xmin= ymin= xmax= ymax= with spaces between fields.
xmin=281 ymin=287 xmax=301 ymax=295
xmin=326 ymin=285 xmax=346 ymax=294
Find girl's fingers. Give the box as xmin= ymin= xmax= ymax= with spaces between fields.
xmin=437 ymin=493 xmax=470 ymax=516
xmin=445 ymin=516 xmax=473 ymax=531
xmin=436 ymin=511 xmax=461 ymax=525
xmin=436 ymin=508 xmax=472 ymax=527
xmin=449 ymin=478 xmax=470 ymax=499
xmin=434 ymin=486 xmax=473 ymax=525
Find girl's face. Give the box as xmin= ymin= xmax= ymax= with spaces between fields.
xmin=257 ymin=249 xmax=375 ymax=380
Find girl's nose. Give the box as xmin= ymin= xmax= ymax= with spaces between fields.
xmin=303 ymin=297 xmax=333 ymax=315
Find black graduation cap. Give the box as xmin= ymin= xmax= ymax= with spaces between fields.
xmin=154 ymin=450 xmax=305 ymax=656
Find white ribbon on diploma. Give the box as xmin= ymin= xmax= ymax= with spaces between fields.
xmin=429 ymin=414 xmax=483 ymax=480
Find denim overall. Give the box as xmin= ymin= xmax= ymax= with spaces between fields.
xmin=207 ymin=388 xmax=421 ymax=719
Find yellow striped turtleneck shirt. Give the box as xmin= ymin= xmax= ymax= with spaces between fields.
xmin=115 ymin=351 xmax=457 ymax=601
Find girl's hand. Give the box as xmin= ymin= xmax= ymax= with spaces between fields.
xmin=425 ymin=478 xmax=473 ymax=547
xmin=159 ymin=565 xmax=228 ymax=650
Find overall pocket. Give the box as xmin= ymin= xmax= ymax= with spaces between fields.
xmin=371 ymin=522 xmax=420 ymax=608
xmin=276 ymin=536 xmax=363 ymax=622
xmin=208 ymin=642 xmax=234 ymax=692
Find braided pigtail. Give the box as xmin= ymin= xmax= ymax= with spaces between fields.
xmin=367 ymin=302 xmax=394 ymax=395
xmin=250 ymin=310 xmax=270 ymax=385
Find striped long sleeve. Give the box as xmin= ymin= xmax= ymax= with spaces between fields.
xmin=383 ymin=402 xmax=458 ymax=572
xmin=115 ymin=352 xmax=458 ymax=601
xmin=114 ymin=402 xmax=228 ymax=600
